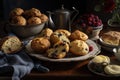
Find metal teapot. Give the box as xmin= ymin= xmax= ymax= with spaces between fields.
xmin=47 ymin=5 xmax=79 ymax=31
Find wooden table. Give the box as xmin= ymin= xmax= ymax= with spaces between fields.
xmin=0 ymin=22 xmax=120 ymax=80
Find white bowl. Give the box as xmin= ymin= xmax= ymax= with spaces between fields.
xmin=9 ymin=22 xmax=46 ymax=38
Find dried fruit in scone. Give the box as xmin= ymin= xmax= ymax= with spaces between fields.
xmin=47 ymin=41 xmax=69 ymax=59
xmin=69 ymin=30 xmax=88 ymax=41
xmin=27 ymin=17 xmax=41 ymax=25
xmin=54 ymin=29 xmax=71 ymax=37
xmin=69 ymin=40 xmax=89 ymax=56
xmin=50 ymin=32 xmax=70 ymax=44
xmin=0 ymin=36 xmax=22 ymax=54
xmin=9 ymin=8 xmax=24 ymax=17
xmin=39 ymin=14 xmax=48 ymax=23
xmin=11 ymin=16 xmax=26 ymax=26
xmin=37 ymin=28 xmax=53 ymax=39
xmin=31 ymin=37 xmax=50 ymax=53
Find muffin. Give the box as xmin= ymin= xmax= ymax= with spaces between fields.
xmin=69 ymin=40 xmax=89 ymax=56
xmin=27 ymin=17 xmax=41 ymax=25
xmin=39 ymin=14 xmax=48 ymax=23
xmin=11 ymin=16 xmax=26 ymax=25
xmin=101 ymin=31 xmax=120 ymax=46
xmin=9 ymin=8 xmax=24 ymax=17
xmin=69 ymin=30 xmax=88 ymax=41
xmin=50 ymin=32 xmax=70 ymax=44
xmin=31 ymin=37 xmax=50 ymax=53
xmin=54 ymin=29 xmax=71 ymax=37
xmin=37 ymin=28 xmax=53 ymax=39
xmin=24 ymin=8 xmax=41 ymax=18
xmin=0 ymin=36 xmax=22 ymax=54
xmin=47 ymin=41 xmax=69 ymax=59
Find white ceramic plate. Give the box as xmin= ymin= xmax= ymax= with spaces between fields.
xmin=25 ymin=39 xmax=101 ymax=62
xmin=88 ymin=59 xmax=120 ymax=77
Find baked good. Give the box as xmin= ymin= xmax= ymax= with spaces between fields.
xmin=9 ymin=8 xmax=24 ymax=17
xmin=24 ymin=8 xmax=41 ymax=18
xmin=104 ymin=65 xmax=120 ymax=75
xmin=92 ymin=55 xmax=110 ymax=64
xmin=39 ymin=14 xmax=48 ymax=23
xmin=55 ymin=29 xmax=71 ymax=37
xmin=47 ymin=41 xmax=69 ymax=59
xmin=0 ymin=36 xmax=22 ymax=54
xmin=37 ymin=28 xmax=53 ymax=39
xmin=11 ymin=16 xmax=26 ymax=25
xmin=69 ymin=40 xmax=89 ymax=56
xmin=27 ymin=17 xmax=41 ymax=25
xmin=50 ymin=32 xmax=70 ymax=44
xmin=69 ymin=30 xmax=88 ymax=41
xmin=101 ymin=31 xmax=120 ymax=46
xmin=31 ymin=37 xmax=50 ymax=53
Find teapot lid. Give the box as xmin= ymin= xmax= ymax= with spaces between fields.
xmin=55 ymin=5 xmax=71 ymax=13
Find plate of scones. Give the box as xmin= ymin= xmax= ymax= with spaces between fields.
xmin=25 ymin=28 xmax=101 ymax=62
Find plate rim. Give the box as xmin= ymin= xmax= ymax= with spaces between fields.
xmin=25 ymin=39 xmax=101 ymax=62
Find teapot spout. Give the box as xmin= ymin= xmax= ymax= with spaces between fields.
xmin=47 ymin=11 xmax=55 ymax=30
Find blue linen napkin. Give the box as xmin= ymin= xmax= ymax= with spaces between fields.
xmin=0 ymin=35 xmax=50 ymax=80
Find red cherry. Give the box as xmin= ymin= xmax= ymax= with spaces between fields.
xmin=89 ymin=46 xmax=93 ymax=52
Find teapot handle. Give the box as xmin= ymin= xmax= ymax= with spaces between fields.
xmin=71 ymin=7 xmax=79 ymax=24
xmin=47 ymin=11 xmax=55 ymax=30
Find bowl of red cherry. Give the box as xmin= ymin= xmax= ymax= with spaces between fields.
xmin=72 ymin=14 xmax=103 ymax=40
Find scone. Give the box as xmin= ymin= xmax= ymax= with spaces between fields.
xmin=39 ymin=14 xmax=48 ymax=23
xmin=9 ymin=8 xmax=24 ymax=17
xmin=54 ymin=29 xmax=71 ymax=37
xmin=69 ymin=40 xmax=89 ymax=56
xmin=24 ymin=8 xmax=41 ymax=18
xmin=0 ymin=36 xmax=22 ymax=54
xmin=50 ymin=32 xmax=70 ymax=44
xmin=27 ymin=17 xmax=41 ymax=25
xmin=101 ymin=31 xmax=120 ymax=46
xmin=31 ymin=37 xmax=50 ymax=53
xmin=11 ymin=16 xmax=26 ymax=25
xmin=69 ymin=30 xmax=88 ymax=41
xmin=47 ymin=41 xmax=69 ymax=59
xmin=37 ymin=28 xmax=53 ymax=39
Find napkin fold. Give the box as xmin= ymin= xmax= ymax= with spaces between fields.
xmin=0 ymin=38 xmax=50 ymax=80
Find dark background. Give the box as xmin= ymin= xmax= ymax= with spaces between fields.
xmin=0 ymin=0 xmax=88 ymax=21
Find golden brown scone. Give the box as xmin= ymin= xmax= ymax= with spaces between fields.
xmin=69 ymin=40 xmax=89 ymax=56
xmin=0 ymin=36 xmax=22 ymax=54
xmin=47 ymin=41 xmax=69 ymax=59
xmin=101 ymin=31 xmax=120 ymax=46
xmin=37 ymin=28 xmax=53 ymax=39
xmin=27 ymin=17 xmax=41 ymax=25
xmin=50 ymin=32 xmax=70 ymax=44
xmin=11 ymin=16 xmax=26 ymax=25
xmin=39 ymin=14 xmax=48 ymax=23
xmin=31 ymin=37 xmax=50 ymax=53
xmin=9 ymin=8 xmax=24 ymax=17
xmin=69 ymin=30 xmax=88 ymax=41
xmin=24 ymin=8 xmax=41 ymax=18
xmin=54 ymin=29 xmax=71 ymax=37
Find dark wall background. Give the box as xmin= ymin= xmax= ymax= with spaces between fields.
xmin=0 ymin=0 xmax=87 ymax=21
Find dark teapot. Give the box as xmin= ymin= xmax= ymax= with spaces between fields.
xmin=47 ymin=5 xmax=79 ymax=31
